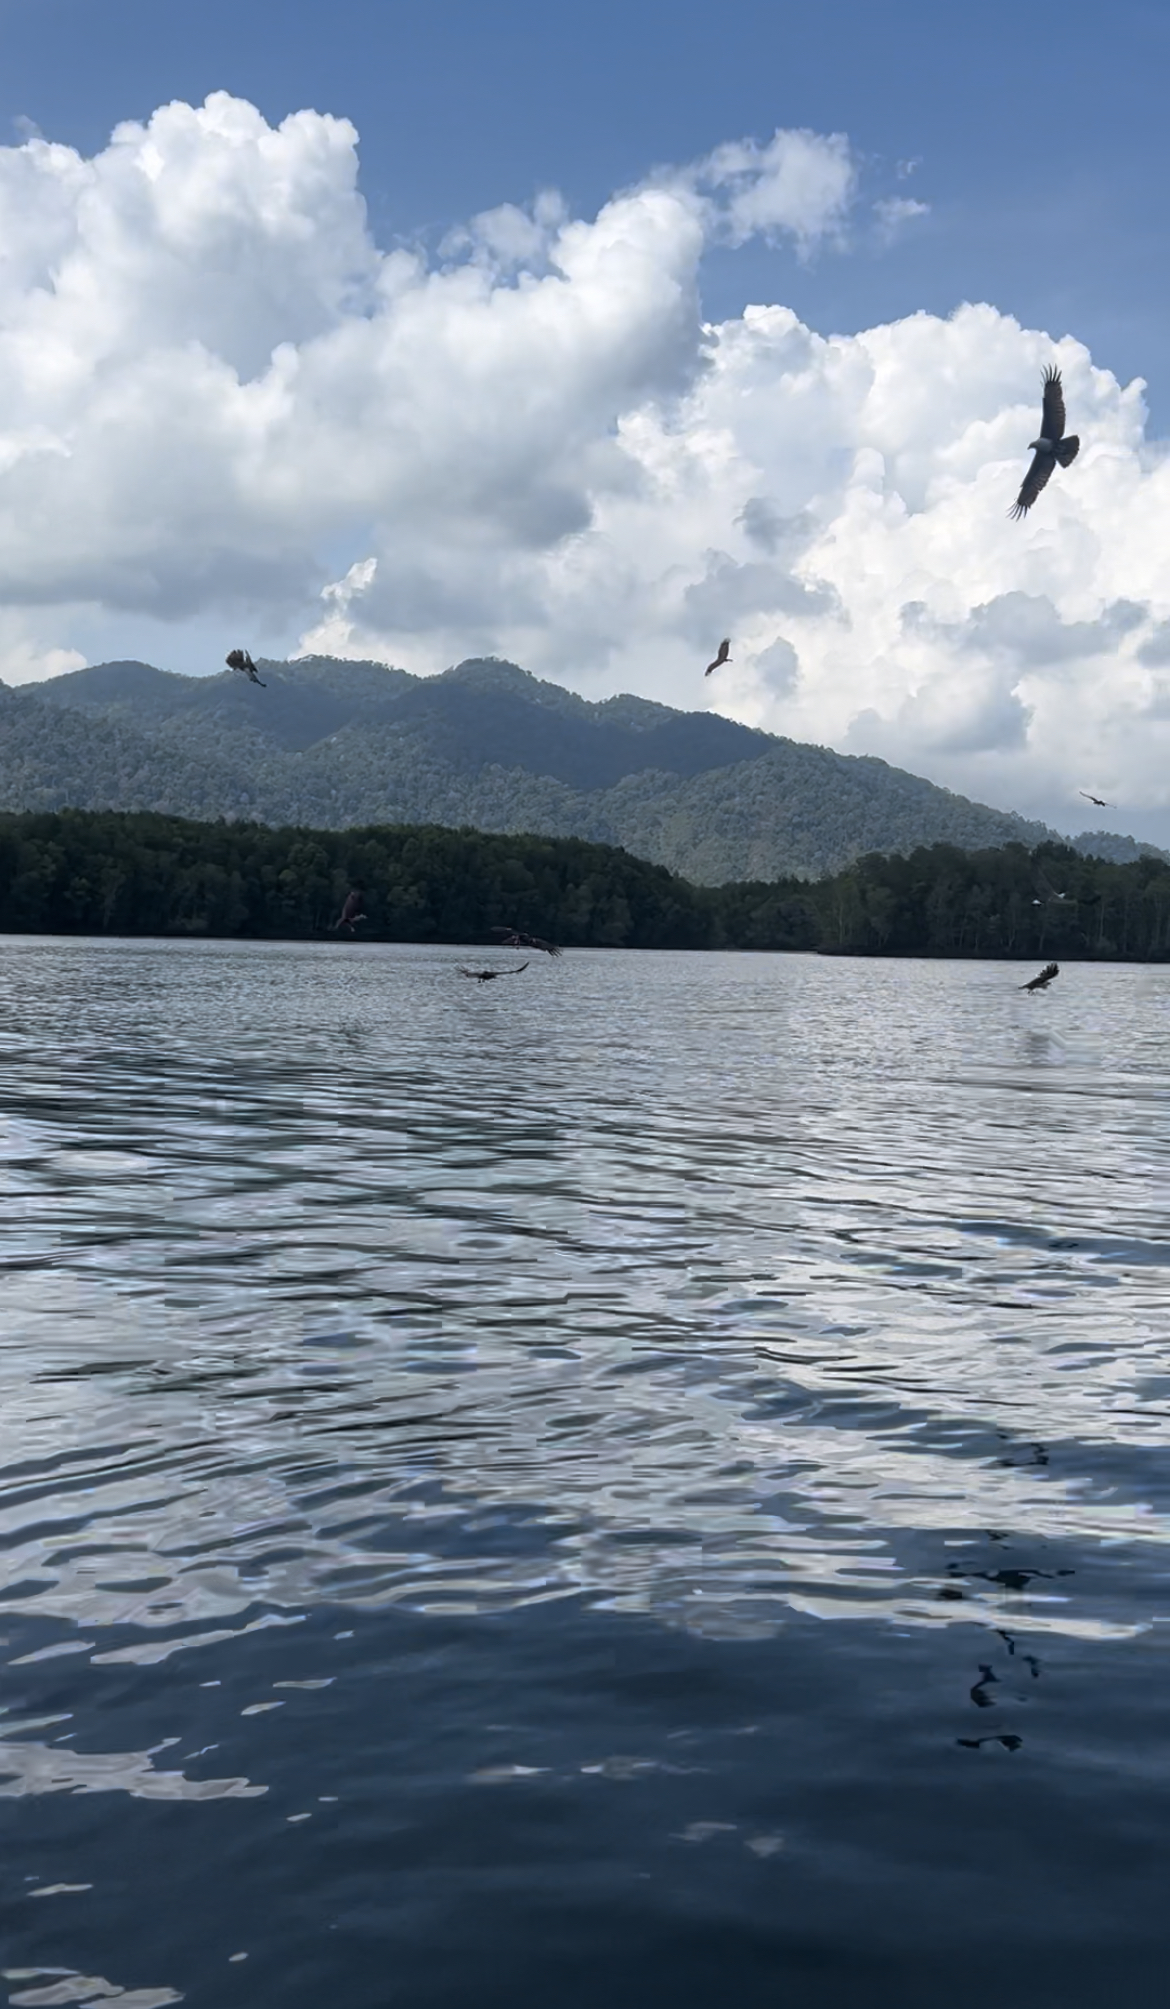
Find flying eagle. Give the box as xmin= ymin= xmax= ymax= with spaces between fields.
xmin=1010 ymin=368 xmax=1079 ymax=519
xmin=1037 ymin=871 xmax=1071 ymax=904
xmin=226 ymin=647 xmax=266 ymax=686
xmin=705 ymin=638 xmax=731 ymax=677
xmin=491 ymin=927 xmax=562 ymax=958
xmin=459 ymin=963 xmax=529 ymax=983
xmin=334 ymin=890 xmax=367 ymax=932
xmin=1021 ymin=962 xmax=1059 ymax=992
xmin=1079 ymin=791 xmax=1110 ymax=808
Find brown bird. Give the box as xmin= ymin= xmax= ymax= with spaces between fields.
xmin=1010 ymin=368 xmax=1080 ymax=519
xmin=1021 ymin=962 xmax=1059 ymax=992
xmin=459 ymin=963 xmax=529 ymax=983
xmin=334 ymin=890 xmax=367 ymax=932
xmin=491 ymin=927 xmax=562 ymax=958
xmin=1079 ymin=791 xmax=1110 ymax=808
xmin=226 ymin=647 xmax=266 ymax=686
xmin=705 ymin=638 xmax=731 ymax=677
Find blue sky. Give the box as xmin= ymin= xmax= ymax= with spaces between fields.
xmin=6 ymin=0 xmax=1168 ymax=423
xmin=2 ymin=0 xmax=1169 ymax=841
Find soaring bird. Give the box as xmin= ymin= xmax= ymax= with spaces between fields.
xmin=1079 ymin=791 xmax=1110 ymax=808
xmin=226 ymin=647 xmax=266 ymax=686
xmin=1010 ymin=368 xmax=1079 ymax=519
xmin=705 ymin=638 xmax=731 ymax=677
xmin=491 ymin=927 xmax=562 ymax=958
xmin=1021 ymin=962 xmax=1059 ymax=992
xmin=1037 ymin=871 xmax=1071 ymax=904
xmin=334 ymin=889 xmax=367 ymax=932
xmin=459 ymin=963 xmax=529 ymax=983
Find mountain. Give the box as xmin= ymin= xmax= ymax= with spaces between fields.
xmin=8 ymin=653 xmax=1161 ymax=882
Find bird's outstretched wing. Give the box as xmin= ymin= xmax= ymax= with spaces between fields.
xmin=1010 ymin=452 xmax=1055 ymax=519
xmin=1079 ymin=791 xmax=1110 ymax=807
xmin=705 ymin=638 xmax=731 ymax=677
xmin=491 ymin=927 xmax=562 ymax=957
xmin=1039 ymin=366 xmax=1066 ymax=444
xmin=1021 ymin=962 xmax=1059 ymax=992
xmin=459 ymin=963 xmax=529 ymax=981
xmin=226 ymin=647 xmax=266 ymax=686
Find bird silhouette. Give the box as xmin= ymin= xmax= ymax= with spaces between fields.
xmin=225 ymin=648 xmax=266 ymax=687
xmin=1010 ymin=367 xmax=1080 ymax=518
xmin=459 ymin=963 xmax=529 ymax=983
xmin=1079 ymin=791 xmax=1110 ymax=807
xmin=491 ymin=927 xmax=562 ymax=957
xmin=1021 ymin=962 xmax=1059 ymax=992
xmin=705 ymin=638 xmax=731 ymax=677
xmin=334 ymin=890 xmax=367 ymax=932
xmin=1037 ymin=871 xmax=1071 ymax=903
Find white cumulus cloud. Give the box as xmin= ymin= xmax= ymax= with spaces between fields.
xmin=0 ymin=94 xmax=1168 ymax=843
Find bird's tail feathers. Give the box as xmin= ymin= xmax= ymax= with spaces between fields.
xmin=1057 ymin=436 xmax=1079 ymax=467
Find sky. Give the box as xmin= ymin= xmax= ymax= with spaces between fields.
xmin=2 ymin=0 xmax=1169 ymax=843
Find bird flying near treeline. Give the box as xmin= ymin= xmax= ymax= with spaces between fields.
xmin=491 ymin=927 xmax=562 ymax=957
xmin=334 ymin=890 xmax=367 ymax=932
xmin=459 ymin=963 xmax=529 ymax=982
xmin=705 ymin=639 xmax=731 ymax=677
xmin=226 ymin=648 xmax=265 ymax=686
xmin=1021 ymin=962 xmax=1059 ymax=992
xmin=1010 ymin=369 xmax=1079 ymax=519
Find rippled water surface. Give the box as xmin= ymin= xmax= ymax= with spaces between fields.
xmin=1 ymin=938 xmax=1168 ymax=2007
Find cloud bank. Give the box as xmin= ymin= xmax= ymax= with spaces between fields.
xmin=0 ymin=93 xmax=1167 ymax=836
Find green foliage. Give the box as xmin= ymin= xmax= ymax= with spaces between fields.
xmin=0 ymin=814 xmax=1167 ymax=960
xmin=7 ymin=654 xmax=1103 ymax=884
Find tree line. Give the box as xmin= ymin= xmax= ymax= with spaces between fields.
xmin=0 ymin=810 xmax=1168 ymax=960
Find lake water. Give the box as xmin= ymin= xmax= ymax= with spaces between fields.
xmin=0 ymin=938 xmax=1167 ymax=2008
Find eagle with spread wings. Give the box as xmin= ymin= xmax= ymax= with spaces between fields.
xmin=1020 ymin=962 xmax=1059 ymax=993
xmin=1010 ymin=369 xmax=1079 ymax=519
xmin=491 ymin=927 xmax=562 ymax=958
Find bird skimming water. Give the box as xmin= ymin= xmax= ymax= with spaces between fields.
xmin=1021 ymin=962 xmax=1059 ymax=992
xmin=705 ymin=639 xmax=731 ymax=677
xmin=459 ymin=964 xmax=529 ymax=983
xmin=491 ymin=927 xmax=562 ymax=958
xmin=334 ymin=890 xmax=367 ymax=932
xmin=1010 ymin=369 xmax=1079 ymax=518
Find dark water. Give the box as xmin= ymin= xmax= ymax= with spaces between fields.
xmin=0 ymin=938 xmax=1167 ymax=2008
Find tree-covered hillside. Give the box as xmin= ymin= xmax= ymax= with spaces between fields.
xmin=0 ymin=811 xmax=1167 ymax=961
xmin=7 ymin=653 xmax=1118 ymax=883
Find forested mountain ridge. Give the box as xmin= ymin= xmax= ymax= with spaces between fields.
xmin=7 ymin=653 xmax=1161 ymax=882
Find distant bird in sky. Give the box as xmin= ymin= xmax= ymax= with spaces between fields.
xmin=491 ymin=927 xmax=562 ymax=958
xmin=1079 ymin=791 xmax=1111 ymax=807
xmin=1010 ymin=368 xmax=1080 ymax=519
xmin=226 ymin=647 xmax=266 ymax=686
xmin=334 ymin=889 xmax=367 ymax=932
xmin=1021 ymin=962 xmax=1059 ymax=992
xmin=705 ymin=638 xmax=731 ymax=677
xmin=459 ymin=963 xmax=529 ymax=982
